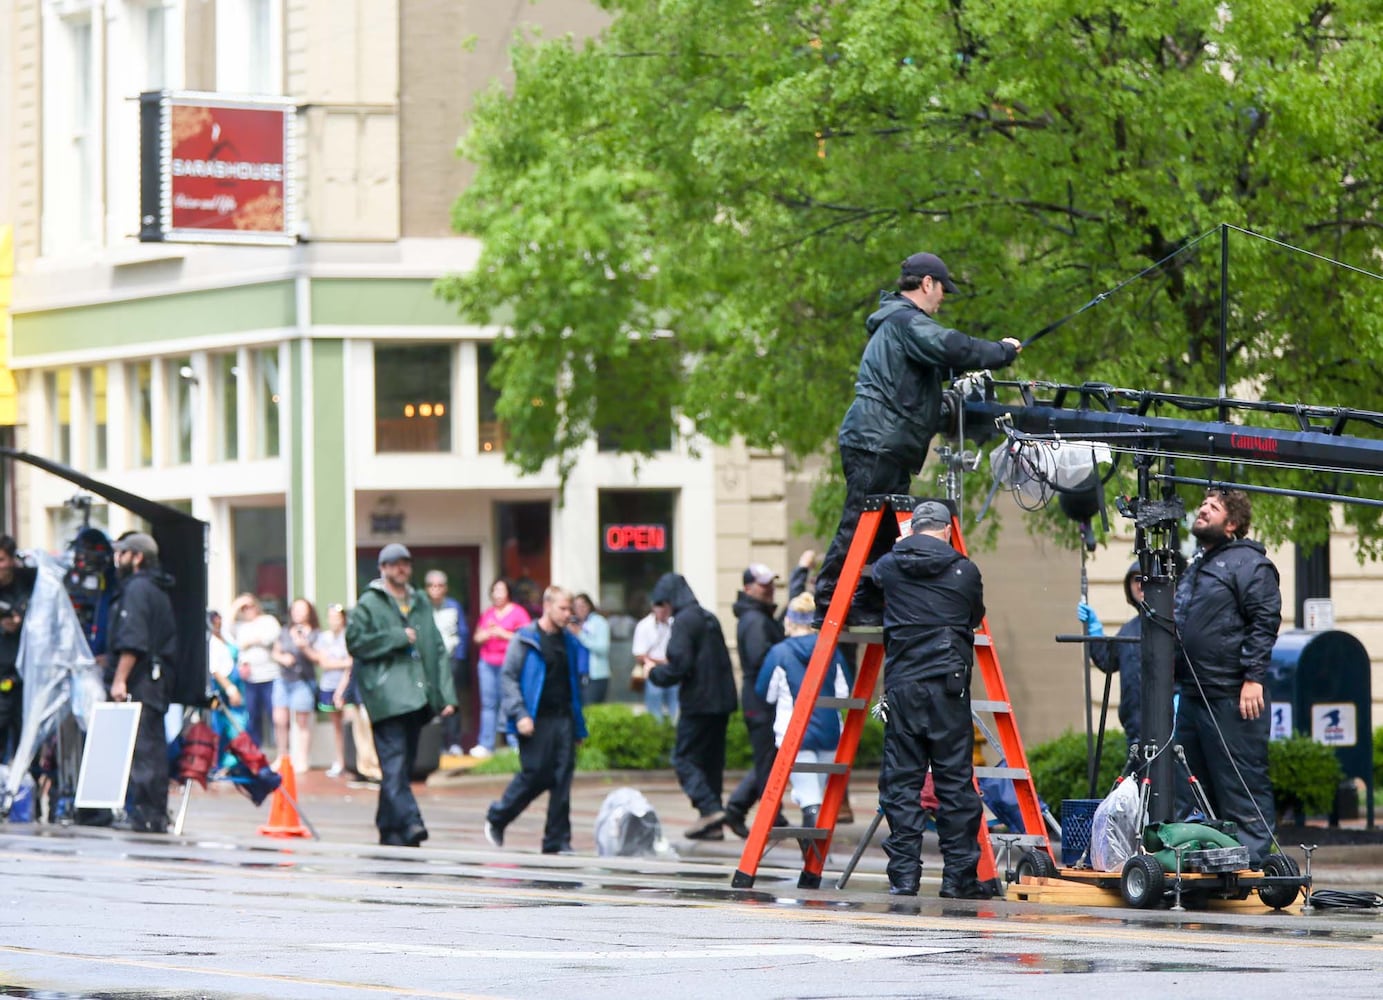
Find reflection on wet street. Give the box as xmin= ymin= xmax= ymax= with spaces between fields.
xmin=5 ymin=826 xmax=1383 ymax=999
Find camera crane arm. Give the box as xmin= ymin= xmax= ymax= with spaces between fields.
xmin=958 ymin=377 xmax=1383 ymax=825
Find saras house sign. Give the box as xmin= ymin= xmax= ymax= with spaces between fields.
xmin=140 ymin=92 xmax=297 ymax=245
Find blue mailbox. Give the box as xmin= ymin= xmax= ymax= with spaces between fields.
xmin=1266 ymin=629 xmax=1373 ymax=825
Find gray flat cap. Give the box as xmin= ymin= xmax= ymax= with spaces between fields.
xmin=377 ymin=542 xmax=412 ymax=566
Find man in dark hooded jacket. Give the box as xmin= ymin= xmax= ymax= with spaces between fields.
xmin=724 ymin=564 xmax=785 ymax=837
xmin=815 ymin=253 xmax=1020 ymax=626
xmin=872 ymin=502 xmax=990 ymax=899
xmin=1174 ymin=489 xmax=1282 ymax=865
xmin=648 ymin=572 xmax=737 ymax=839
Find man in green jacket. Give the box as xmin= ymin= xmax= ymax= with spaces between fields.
xmin=346 ymin=543 xmax=457 ymax=846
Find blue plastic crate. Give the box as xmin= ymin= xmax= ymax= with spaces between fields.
xmin=1060 ymin=798 xmax=1102 ymax=867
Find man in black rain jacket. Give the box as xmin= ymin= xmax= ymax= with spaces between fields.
xmin=1173 ymin=489 xmax=1282 ymax=865
xmin=815 ymin=253 xmax=1020 ymax=626
xmin=107 ymin=533 xmax=179 ymax=833
xmin=648 ymin=572 xmax=737 ymax=839
xmin=724 ymin=564 xmax=785 ymax=837
xmin=872 ymin=502 xmax=990 ymax=899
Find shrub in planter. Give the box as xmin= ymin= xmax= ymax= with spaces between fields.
xmin=1026 ymin=729 xmax=1126 ymax=805
xmin=724 ymin=711 xmax=754 ymax=770
xmin=582 ymin=703 xmax=676 ymax=770
xmin=1373 ymin=726 xmax=1383 ymax=787
xmin=1268 ymin=735 xmax=1343 ymax=820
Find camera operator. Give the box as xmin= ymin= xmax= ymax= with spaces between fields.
xmin=814 ymin=253 xmax=1021 ymax=627
xmin=872 ymin=502 xmax=991 ymax=899
xmin=1174 ymin=489 xmax=1282 ymax=866
xmin=107 ymin=533 xmax=178 ymax=833
xmin=0 ymin=536 xmax=36 ymax=764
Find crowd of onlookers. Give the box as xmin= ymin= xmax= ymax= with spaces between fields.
xmin=207 ymin=571 xmax=677 ymax=779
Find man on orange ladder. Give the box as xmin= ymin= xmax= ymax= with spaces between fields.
xmin=813 ymin=252 xmax=1021 ymax=628
xmin=872 ymin=502 xmax=992 ymax=899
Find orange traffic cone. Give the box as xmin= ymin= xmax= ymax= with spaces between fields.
xmin=258 ymin=755 xmax=310 ymax=838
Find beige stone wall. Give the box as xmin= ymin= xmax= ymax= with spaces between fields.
xmin=289 ymin=0 xmax=400 ymax=241
xmin=403 ymin=0 xmax=610 ymax=237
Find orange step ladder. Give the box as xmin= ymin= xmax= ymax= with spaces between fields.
xmin=731 ymin=493 xmax=1053 ymax=890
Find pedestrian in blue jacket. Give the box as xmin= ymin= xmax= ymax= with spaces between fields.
xmin=484 ymin=586 xmax=588 ymax=854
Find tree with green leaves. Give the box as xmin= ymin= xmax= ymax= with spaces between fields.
xmin=441 ymin=0 xmax=1383 ymax=552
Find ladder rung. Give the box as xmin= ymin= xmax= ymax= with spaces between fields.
xmin=970 ymin=700 xmax=1011 ymax=714
xmin=975 ymin=766 xmax=1030 ymax=780
xmin=833 ymin=627 xmax=884 ymax=644
xmin=790 ymin=762 xmax=850 ymax=775
xmin=818 ymin=696 xmax=868 ymax=711
xmin=767 ymin=826 xmax=831 ymax=841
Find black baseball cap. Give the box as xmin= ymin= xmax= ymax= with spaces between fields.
xmin=901 ymin=252 xmax=959 ymax=294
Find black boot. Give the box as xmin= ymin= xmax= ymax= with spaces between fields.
xmin=797 ymin=805 xmax=820 ymax=858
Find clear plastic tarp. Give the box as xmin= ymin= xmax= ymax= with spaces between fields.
xmin=1 ymin=551 xmax=102 ymax=814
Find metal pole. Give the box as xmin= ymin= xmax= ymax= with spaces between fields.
xmin=1219 ymin=224 xmax=1229 ymax=423
xmin=1081 ymin=544 xmax=1095 ymax=797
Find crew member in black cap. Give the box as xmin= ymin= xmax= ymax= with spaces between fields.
xmin=108 ymin=531 xmax=178 ymax=832
xmin=872 ymin=501 xmax=992 ymax=898
xmin=815 ymin=252 xmax=1021 ymax=627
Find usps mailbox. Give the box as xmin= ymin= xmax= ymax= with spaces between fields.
xmin=1267 ymin=629 xmax=1373 ymax=826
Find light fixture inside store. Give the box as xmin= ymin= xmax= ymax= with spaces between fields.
xmin=179 ymin=365 xmax=199 ymax=385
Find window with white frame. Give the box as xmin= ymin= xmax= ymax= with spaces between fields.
xmin=216 ymin=0 xmax=283 ymax=95
xmin=46 ymin=370 xmax=73 ymax=466
xmin=128 ymin=0 xmax=181 ymax=91
xmin=251 ymin=346 xmax=280 ymax=459
xmin=170 ymin=356 xmax=194 ymax=464
xmin=40 ymin=3 xmax=101 ymax=254
xmin=77 ymin=365 xmax=109 ymax=470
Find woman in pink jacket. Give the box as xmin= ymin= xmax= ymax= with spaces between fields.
xmin=470 ymin=579 xmax=530 ymax=757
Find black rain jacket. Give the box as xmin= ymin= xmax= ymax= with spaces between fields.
xmin=1174 ymin=538 xmax=1281 ymax=699
xmin=108 ymin=569 xmax=179 ymax=714
xmin=732 ymin=591 xmax=783 ymax=718
xmin=872 ymin=533 xmax=985 ymax=687
xmin=838 ymin=291 xmax=1018 ymax=472
xmin=648 ymin=573 xmax=737 ymax=717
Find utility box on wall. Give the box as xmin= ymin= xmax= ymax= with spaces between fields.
xmin=1267 ymin=629 xmax=1374 ymax=827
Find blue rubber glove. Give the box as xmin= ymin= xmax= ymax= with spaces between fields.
xmin=1076 ymin=602 xmax=1104 ymax=637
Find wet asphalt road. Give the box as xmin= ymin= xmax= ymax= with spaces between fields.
xmin=5 ymin=820 xmax=1383 ymax=1000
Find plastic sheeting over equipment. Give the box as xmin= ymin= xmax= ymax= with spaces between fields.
xmin=1 ymin=552 xmax=104 ymax=814
xmin=1090 ymin=776 xmax=1143 ymax=872
xmin=594 ymin=787 xmax=670 ymax=857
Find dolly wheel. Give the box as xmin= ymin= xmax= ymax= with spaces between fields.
xmin=1015 ymin=848 xmax=1058 ymax=881
xmin=1121 ymin=854 xmax=1167 ymax=908
xmin=1258 ymin=853 xmax=1301 ymax=910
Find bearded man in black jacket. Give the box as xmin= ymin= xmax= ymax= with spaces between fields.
xmin=815 ymin=252 xmax=1020 ymax=627
xmin=872 ymin=501 xmax=991 ymax=899
xmin=1174 ymin=489 xmax=1282 ymax=865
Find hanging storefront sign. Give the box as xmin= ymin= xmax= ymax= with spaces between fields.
xmin=139 ymin=92 xmax=296 ymax=245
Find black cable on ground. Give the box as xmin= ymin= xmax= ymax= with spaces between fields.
xmin=1308 ymin=889 xmax=1383 ymax=910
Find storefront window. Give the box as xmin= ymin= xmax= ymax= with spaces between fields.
xmin=47 ymin=370 xmax=72 ymax=465
xmin=477 ymin=342 xmax=507 ymax=453
xmin=233 ymin=505 xmax=287 ymax=619
xmin=88 ymin=365 xmax=107 ymax=469
xmin=598 ymin=490 xmax=677 ymax=700
xmin=215 ymin=353 xmax=239 ymax=461
xmin=131 ymin=361 xmax=153 ymax=466
xmin=254 ymin=347 xmax=279 ymax=459
xmin=495 ymin=500 xmax=550 ymax=618
xmin=172 ymin=356 xmax=193 ymax=464
xmin=374 ymin=344 xmax=453 ymax=453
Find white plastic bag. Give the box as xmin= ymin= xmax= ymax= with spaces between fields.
xmin=1090 ymin=777 xmax=1142 ymax=872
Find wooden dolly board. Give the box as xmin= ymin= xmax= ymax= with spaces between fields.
xmin=1009 ymin=871 xmax=1288 ymax=912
